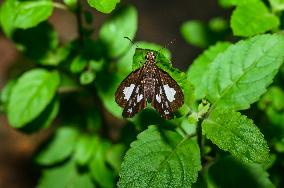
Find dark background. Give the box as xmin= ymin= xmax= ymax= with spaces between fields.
xmin=0 ymin=0 xmax=226 ymax=187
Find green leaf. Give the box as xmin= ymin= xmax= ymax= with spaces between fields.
xmin=36 ymin=126 xmax=79 ymax=165
xmin=0 ymin=0 xmax=53 ymax=36
xmin=89 ymin=141 xmax=115 ymax=188
xmin=63 ymin=0 xmax=77 ymax=10
xmin=207 ymin=34 xmax=284 ymax=110
xmin=70 ymin=56 xmax=88 ymax=73
xmin=7 ymin=69 xmax=60 ymax=128
xmin=0 ymin=79 xmax=16 ymax=112
xmin=74 ymin=135 xmax=98 ymax=166
xmin=99 ymin=5 xmax=137 ymax=57
xmin=180 ymin=20 xmax=209 ymax=48
xmin=217 ymin=0 xmax=257 ymax=7
xmin=202 ymin=109 xmax=269 ymax=163
xmin=38 ymin=159 xmax=95 ymax=188
xmin=118 ymin=126 xmax=201 ymax=188
xmin=87 ymin=0 xmax=120 ymax=14
xmin=208 ymin=17 xmax=228 ymax=32
xmin=269 ymin=0 xmax=284 ymax=12
xmin=207 ymin=157 xmax=275 ymax=188
xmin=231 ymin=1 xmax=279 ymax=37
xmin=188 ymin=42 xmax=231 ymax=100
xmin=23 ymin=96 xmax=59 ymax=132
xmin=80 ymin=70 xmax=96 ymax=85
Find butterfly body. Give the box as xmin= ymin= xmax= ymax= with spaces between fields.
xmin=115 ymin=51 xmax=184 ymax=119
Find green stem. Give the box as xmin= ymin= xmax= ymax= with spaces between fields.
xmin=75 ymin=0 xmax=84 ymax=44
xmin=197 ymin=118 xmax=204 ymax=162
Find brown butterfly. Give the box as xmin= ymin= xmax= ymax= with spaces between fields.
xmin=115 ymin=50 xmax=184 ymax=119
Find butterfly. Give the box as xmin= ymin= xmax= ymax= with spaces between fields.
xmin=115 ymin=49 xmax=184 ymax=119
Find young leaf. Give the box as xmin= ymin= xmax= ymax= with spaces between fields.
xmin=202 ymin=109 xmax=269 ymax=164
xmin=231 ymin=1 xmax=279 ymax=37
xmin=38 ymin=159 xmax=95 ymax=188
xmin=87 ymin=0 xmax=120 ymax=14
xmin=207 ymin=157 xmax=274 ymax=188
xmin=36 ymin=126 xmax=79 ymax=165
xmin=207 ymin=34 xmax=284 ymax=110
xmin=118 ymin=125 xmax=201 ymax=188
xmin=80 ymin=70 xmax=96 ymax=85
xmin=7 ymin=69 xmax=60 ymax=128
xmin=187 ymin=42 xmax=231 ymax=100
xmin=99 ymin=5 xmax=137 ymax=58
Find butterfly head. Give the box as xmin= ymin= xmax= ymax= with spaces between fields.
xmin=145 ymin=51 xmax=155 ymax=61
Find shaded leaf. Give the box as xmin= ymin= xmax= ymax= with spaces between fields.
xmin=36 ymin=126 xmax=79 ymax=165
xmin=202 ymin=109 xmax=269 ymax=163
xmin=89 ymin=141 xmax=114 ymax=188
xmin=118 ymin=125 xmax=201 ymax=188
xmin=8 ymin=69 xmax=60 ymax=128
xmin=38 ymin=159 xmax=95 ymax=188
xmin=207 ymin=157 xmax=274 ymax=188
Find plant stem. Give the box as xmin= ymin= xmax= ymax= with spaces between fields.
xmin=197 ymin=118 xmax=204 ymax=162
xmin=76 ymin=0 xmax=84 ymax=44
xmin=52 ymin=2 xmax=68 ymax=10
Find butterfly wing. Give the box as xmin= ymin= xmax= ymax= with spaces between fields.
xmin=115 ymin=67 xmax=147 ymax=118
xmin=151 ymin=67 xmax=184 ymax=119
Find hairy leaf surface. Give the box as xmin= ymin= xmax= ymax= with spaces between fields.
xmin=202 ymin=109 xmax=269 ymax=163
xmin=118 ymin=126 xmax=201 ymax=188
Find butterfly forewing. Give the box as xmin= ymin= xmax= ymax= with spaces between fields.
xmin=122 ymin=82 xmax=146 ymax=118
xmin=115 ymin=68 xmax=142 ymax=108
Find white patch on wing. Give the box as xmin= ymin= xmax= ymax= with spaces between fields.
xmin=164 ymin=110 xmax=169 ymax=115
xmin=163 ymin=84 xmax=176 ymax=102
xmin=123 ymin=84 xmax=135 ymax=101
xmin=156 ymin=94 xmax=161 ymax=103
xmin=137 ymin=94 xmax=143 ymax=102
xmin=128 ymin=108 xmax=132 ymax=113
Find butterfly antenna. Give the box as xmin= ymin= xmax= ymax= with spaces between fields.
xmin=124 ymin=36 xmax=139 ymax=48
xmin=158 ymin=39 xmax=176 ymax=64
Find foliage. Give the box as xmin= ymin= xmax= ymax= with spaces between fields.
xmin=0 ymin=0 xmax=284 ymax=187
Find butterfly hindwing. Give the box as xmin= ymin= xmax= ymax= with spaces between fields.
xmin=152 ymin=67 xmax=184 ymax=119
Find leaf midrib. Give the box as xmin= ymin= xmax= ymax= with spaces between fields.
xmin=211 ymin=39 xmax=279 ymax=109
xmin=146 ymin=136 xmax=189 ymax=186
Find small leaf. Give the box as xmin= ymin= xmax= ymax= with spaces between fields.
xmin=207 ymin=34 xmax=284 ymax=110
xmin=70 ymin=56 xmax=88 ymax=73
xmin=202 ymin=109 xmax=269 ymax=163
xmin=87 ymin=0 xmax=120 ymax=14
xmin=187 ymin=42 xmax=231 ymax=100
xmin=99 ymin=5 xmax=137 ymax=57
xmin=8 ymin=69 xmax=60 ymax=128
xmin=74 ymin=135 xmax=98 ymax=166
xmin=36 ymin=126 xmax=79 ymax=165
xmin=38 ymin=159 xmax=95 ymax=188
xmin=180 ymin=20 xmax=209 ymax=48
xmin=207 ymin=157 xmax=275 ymax=188
xmin=80 ymin=70 xmax=96 ymax=85
xmin=118 ymin=125 xmax=201 ymax=188
xmin=231 ymin=1 xmax=279 ymax=37
xmin=89 ymin=141 xmax=115 ymax=188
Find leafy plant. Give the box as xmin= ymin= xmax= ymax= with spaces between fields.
xmin=0 ymin=0 xmax=284 ymax=187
